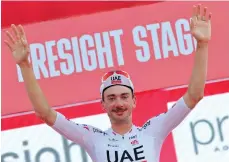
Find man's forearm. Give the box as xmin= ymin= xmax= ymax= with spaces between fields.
xmin=20 ymin=62 xmax=56 ymax=125
xmin=188 ymin=43 xmax=208 ymax=98
xmin=185 ymin=42 xmax=208 ymax=107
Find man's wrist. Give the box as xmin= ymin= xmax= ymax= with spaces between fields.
xmin=18 ymin=60 xmax=32 ymax=69
xmin=197 ymin=41 xmax=209 ymax=48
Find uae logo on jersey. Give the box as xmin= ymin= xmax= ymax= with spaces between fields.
xmin=106 ymin=145 xmax=145 ymax=162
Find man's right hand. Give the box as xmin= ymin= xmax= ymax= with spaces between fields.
xmin=4 ymin=24 xmax=57 ymax=126
xmin=4 ymin=24 xmax=30 ymax=66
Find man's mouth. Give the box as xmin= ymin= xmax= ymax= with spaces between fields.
xmin=113 ymin=109 xmax=127 ymax=116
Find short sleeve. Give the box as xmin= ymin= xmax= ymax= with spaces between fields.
xmin=142 ymin=97 xmax=191 ymax=141
xmin=51 ymin=112 xmax=103 ymax=147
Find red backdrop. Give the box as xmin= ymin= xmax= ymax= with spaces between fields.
xmin=1 ymin=2 xmax=157 ymax=28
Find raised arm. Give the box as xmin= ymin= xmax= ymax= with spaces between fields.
xmin=183 ymin=4 xmax=212 ymax=108
xmin=4 ymin=24 xmax=56 ymax=126
xmin=142 ymin=4 xmax=212 ymax=141
xmin=4 ymin=24 xmax=104 ymax=149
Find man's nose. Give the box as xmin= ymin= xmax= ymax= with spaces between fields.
xmin=114 ymin=98 xmax=124 ymax=107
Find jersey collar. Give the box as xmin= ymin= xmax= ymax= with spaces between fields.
xmin=107 ymin=125 xmax=137 ymax=140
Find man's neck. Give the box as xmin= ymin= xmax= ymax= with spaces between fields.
xmin=111 ymin=122 xmax=133 ymax=135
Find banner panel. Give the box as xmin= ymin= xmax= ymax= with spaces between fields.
xmin=2 ymin=2 xmax=229 ymax=116
xmin=167 ymin=93 xmax=229 ymax=162
xmin=1 ymin=114 xmax=110 ymax=162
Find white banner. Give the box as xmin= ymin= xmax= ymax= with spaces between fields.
xmin=167 ymin=93 xmax=229 ymax=162
xmin=1 ymin=113 xmax=111 ymax=162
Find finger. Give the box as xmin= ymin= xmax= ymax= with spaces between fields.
xmin=4 ymin=40 xmax=13 ymax=51
xmin=203 ymin=7 xmax=207 ymax=17
xmin=192 ymin=6 xmax=198 ymax=25
xmin=18 ymin=24 xmax=26 ymax=37
xmin=208 ymin=12 xmax=212 ymax=23
xmin=11 ymin=24 xmax=20 ymax=39
xmin=190 ymin=18 xmax=194 ymax=30
xmin=192 ymin=5 xmax=197 ymax=18
xmin=26 ymin=47 xmax=30 ymax=54
xmin=202 ymin=7 xmax=207 ymax=21
xmin=197 ymin=4 xmax=201 ymax=20
xmin=21 ymin=37 xmax=28 ymax=46
xmin=6 ymin=31 xmax=15 ymax=43
xmin=191 ymin=16 xmax=197 ymax=27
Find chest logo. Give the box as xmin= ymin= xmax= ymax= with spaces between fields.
xmin=106 ymin=145 xmax=145 ymax=162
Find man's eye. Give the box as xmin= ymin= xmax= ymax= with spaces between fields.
xmin=109 ymin=98 xmax=115 ymax=101
xmin=122 ymin=96 xmax=128 ymax=99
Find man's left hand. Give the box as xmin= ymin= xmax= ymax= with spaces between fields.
xmin=190 ymin=4 xmax=212 ymax=43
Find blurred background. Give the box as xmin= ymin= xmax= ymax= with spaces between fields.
xmin=1 ymin=1 xmax=229 ymax=162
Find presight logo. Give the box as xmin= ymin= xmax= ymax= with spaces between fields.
xmin=190 ymin=114 xmax=229 ymax=155
xmin=1 ymin=137 xmax=90 ymax=162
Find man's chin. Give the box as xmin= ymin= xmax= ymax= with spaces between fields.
xmin=108 ymin=111 xmax=131 ymax=122
xmin=113 ymin=114 xmax=130 ymax=122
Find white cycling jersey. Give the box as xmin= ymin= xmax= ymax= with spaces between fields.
xmin=52 ymin=97 xmax=191 ymax=162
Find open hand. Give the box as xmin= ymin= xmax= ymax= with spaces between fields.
xmin=4 ymin=24 xmax=30 ymax=65
xmin=190 ymin=4 xmax=212 ymax=43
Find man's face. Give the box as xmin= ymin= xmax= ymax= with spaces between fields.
xmin=101 ymin=85 xmax=136 ymax=124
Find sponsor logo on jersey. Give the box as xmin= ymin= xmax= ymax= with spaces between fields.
xmin=142 ymin=120 xmax=151 ymax=130
xmin=137 ymin=128 xmax=142 ymax=131
xmin=111 ymin=76 xmax=122 ymax=84
xmin=83 ymin=125 xmax=90 ymax=131
xmin=129 ymin=135 xmax=137 ymax=140
xmin=109 ymin=138 xmax=118 ymax=142
xmin=104 ymin=132 xmax=109 ymax=136
xmin=92 ymin=128 xmax=108 ymax=136
xmin=106 ymin=145 xmax=145 ymax=162
xmin=108 ymin=144 xmax=119 ymax=148
xmin=131 ymin=140 xmax=139 ymax=146
xmin=93 ymin=128 xmax=103 ymax=133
